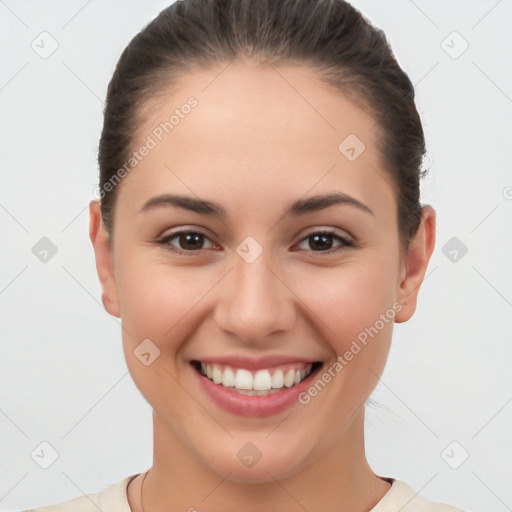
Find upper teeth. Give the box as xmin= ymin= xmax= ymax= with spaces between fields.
xmin=200 ymin=363 xmax=313 ymax=392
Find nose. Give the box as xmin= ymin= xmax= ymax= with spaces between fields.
xmin=213 ymin=251 xmax=296 ymax=344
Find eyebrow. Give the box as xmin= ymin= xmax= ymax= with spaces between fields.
xmin=139 ymin=191 xmax=374 ymax=218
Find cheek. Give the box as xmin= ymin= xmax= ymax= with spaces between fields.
xmin=289 ymin=258 xmax=398 ymax=348
xmin=117 ymin=261 xmax=215 ymax=410
xmin=118 ymin=259 xmax=212 ymax=336
xmin=289 ymin=261 xmax=398 ymax=423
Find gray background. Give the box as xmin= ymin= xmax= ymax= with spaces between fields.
xmin=1 ymin=1 xmax=511 ymax=511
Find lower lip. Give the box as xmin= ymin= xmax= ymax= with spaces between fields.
xmin=193 ymin=364 xmax=321 ymax=417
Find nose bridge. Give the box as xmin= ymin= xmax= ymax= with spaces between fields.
xmin=214 ymin=246 xmax=295 ymax=343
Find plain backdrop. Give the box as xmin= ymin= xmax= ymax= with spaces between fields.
xmin=1 ymin=1 xmax=511 ymax=511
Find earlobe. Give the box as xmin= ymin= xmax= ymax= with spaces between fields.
xmin=394 ymin=206 xmax=436 ymax=323
xmin=88 ymin=200 xmax=121 ymax=318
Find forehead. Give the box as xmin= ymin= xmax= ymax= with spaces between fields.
xmin=137 ymin=59 xmax=379 ymax=153
xmin=120 ymin=60 xmax=393 ymax=217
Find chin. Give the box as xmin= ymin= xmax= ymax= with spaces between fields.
xmin=196 ymin=436 xmax=315 ymax=484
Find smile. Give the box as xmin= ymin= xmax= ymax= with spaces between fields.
xmin=196 ymin=361 xmax=318 ymax=395
xmin=190 ymin=357 xmax=324 ymax=416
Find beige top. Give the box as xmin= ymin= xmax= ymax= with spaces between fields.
xmin=25 ymin=474 xmax=467 ymax=512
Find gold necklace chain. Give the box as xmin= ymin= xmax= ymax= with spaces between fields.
xmin=140 ymin=470 xmax=149 ymax=512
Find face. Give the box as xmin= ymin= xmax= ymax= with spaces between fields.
xmin=90 ymin=60 xmax=435 ymax=483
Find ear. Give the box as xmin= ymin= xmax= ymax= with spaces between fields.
xmin=394 ymin=205 xmax=436 ymax=323
xmin=89 ymin=200 xmax=121 ymax=318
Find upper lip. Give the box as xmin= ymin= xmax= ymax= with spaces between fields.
xmin=191 ymin=354 xmax=321 ymax=371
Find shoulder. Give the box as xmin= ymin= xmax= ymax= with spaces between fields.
xmin=24 ymin=474 xmax=137 ymax=512
xmin=373 ymin=479 xmax=468 ymax=512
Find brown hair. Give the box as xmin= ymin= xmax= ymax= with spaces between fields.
xmin=98 ymin=0 xmax=428 ymax=250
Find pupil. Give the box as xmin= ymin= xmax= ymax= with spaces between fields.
xmin=310 ymin=234 xmax=332 ymax=251
xmin=181 ymin=233 xmax=202 ymax=250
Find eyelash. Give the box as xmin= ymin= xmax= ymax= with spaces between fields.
xmin=156 ymin=229 xmax=355 ymax=256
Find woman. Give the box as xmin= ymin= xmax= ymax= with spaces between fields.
xmin=27 ymin=0 xmax=466 ymax=510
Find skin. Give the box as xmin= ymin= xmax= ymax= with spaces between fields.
xmin=89 ymin=59 xmax=436 ymax=512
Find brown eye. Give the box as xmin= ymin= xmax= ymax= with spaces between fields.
xmin=158 ymin=231 xmax=215 ymax=254
xmin=175 ymin=233 xmax=205 ymax=251
xmin=296 ymin=231 xmax=353 ymax=254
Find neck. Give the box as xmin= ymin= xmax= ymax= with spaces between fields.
xmin=129 ymin=406 xmax=390 ymax=512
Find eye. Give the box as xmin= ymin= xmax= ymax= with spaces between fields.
xmin=157 ymin=230 xmax=217 ymax=254
xmin=295 ymin=230 xmax=354 ymax=255
xmin=156 ymin=228 xmax=354 ymax=256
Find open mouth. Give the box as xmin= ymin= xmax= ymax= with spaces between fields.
xmin=191 ymin=360 xmax=323 ymax=396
